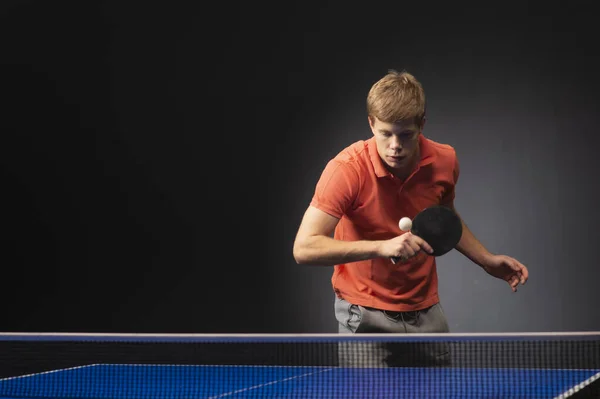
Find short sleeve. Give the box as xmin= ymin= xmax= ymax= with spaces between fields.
xmin=440 ymin=154 xmax=460 ymax=206
xmin=310 ymin=160 xmax=360 ymax=219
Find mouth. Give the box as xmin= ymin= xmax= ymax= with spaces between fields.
xmin=388 ymin=155 xmax=406 ymax=162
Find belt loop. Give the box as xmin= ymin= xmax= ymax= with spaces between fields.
xmin=399 ymin=313 xmax=408 ymax=333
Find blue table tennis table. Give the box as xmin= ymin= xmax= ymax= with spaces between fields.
xmin=0 ymin=363 xmax=598 ymax=398
xmin=0 ymin=332 xmax=598 ymax=398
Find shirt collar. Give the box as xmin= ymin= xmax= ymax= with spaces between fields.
xmin=368 ymin=134 xmax=437 ymax=178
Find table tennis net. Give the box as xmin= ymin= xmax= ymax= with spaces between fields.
xmin=0 ymin=333 xmax=598 ymax=398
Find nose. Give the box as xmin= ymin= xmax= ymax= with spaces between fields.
xmin=389 ymin=135 xmax=402 ymax=151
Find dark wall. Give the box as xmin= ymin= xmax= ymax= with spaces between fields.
xmin=1 ymin=1 xmax=598 ymax=333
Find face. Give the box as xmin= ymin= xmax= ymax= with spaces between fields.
xmin=368 ymin=116 xmax=423 ymax=176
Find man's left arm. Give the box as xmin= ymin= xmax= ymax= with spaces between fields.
xmin=446 ymin=202 xmax=529 ymax=292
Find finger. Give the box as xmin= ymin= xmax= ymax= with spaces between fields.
xmin=519 ymin=264 xmax=529 ymax=284
xmin=509 ymin=276 xmax=518 ymax=292
xmin=512 ymin=275 xmax=521 ymax=290
xmin=510 ymin=260 xmax=528 ymax=285
xmin=506 ymin=258 xmax=522 ymax=272
xmin=507 ymin=258 xmax=529 ymax=285
xmin=411 ymin=234 xmax=433 ymax=254
xmin=408 ymin=240 xmax=422 ymax=254
xmin=420 ymin=240 xmax=434 ymax=254
xmin=511 ymin=275 xmax=519 ymax=287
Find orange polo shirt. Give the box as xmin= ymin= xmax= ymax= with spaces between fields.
xmin=310 ymin=134 xmax=459 ymax=312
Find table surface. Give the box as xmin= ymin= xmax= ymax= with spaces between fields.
xmin=0 ymin=364 xmax=598 ymax=398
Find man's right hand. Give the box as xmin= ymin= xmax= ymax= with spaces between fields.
xmin=380 ymin=232 xmax=433 ymax=262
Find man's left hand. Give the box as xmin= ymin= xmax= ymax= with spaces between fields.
xmin=482 ymin=255 xmax=529 ymax=292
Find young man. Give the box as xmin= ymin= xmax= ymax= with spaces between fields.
xmin=292 ymin=70 xmax=529 ymax=366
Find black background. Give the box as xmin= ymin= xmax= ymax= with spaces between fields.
xmin=1 ymin=1 xmax=599 ymax=334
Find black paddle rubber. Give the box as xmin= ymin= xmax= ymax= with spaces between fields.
xmin=411 ymin=205 xmax=463 ymax=257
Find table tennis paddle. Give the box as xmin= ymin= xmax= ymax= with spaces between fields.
xmin=391 ymin=205 xmax=462 ymax=264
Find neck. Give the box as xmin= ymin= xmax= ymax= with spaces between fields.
xmin=391 ymin=147 xmax=420 ymax=180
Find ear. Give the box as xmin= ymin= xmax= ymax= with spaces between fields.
xmin=420 ymin=117 xmax=427 ymax=131
xmin=368 ymin=115 xmax=376 ymax=132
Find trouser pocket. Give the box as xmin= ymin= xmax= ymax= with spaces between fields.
xmin=334 ymin=296 xmax=363 ymax=333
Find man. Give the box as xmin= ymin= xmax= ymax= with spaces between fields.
xmin=292 ymin=70 xmax=529 ymax=367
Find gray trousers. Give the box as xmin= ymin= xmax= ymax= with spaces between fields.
xmin=334 ymin=296 xmax=451 ymax=367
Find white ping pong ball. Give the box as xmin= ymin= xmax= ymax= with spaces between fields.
xmin=399 ymin=217 xmax=412 ymax=231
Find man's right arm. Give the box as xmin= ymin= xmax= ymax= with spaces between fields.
xmin=292 ymin=206 xmax=432 ymax=266
xmin=292 ymin=206 xmax=382 ymax=266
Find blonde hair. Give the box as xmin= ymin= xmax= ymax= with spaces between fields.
xmin=366 ymin=69 xmax=426 ymax=124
